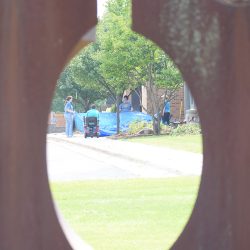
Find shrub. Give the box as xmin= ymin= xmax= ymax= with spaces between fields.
xmin=169 ymin=123 xmax=201 ymax=136
xmin=128 ymin=120 xmax=153 ymax=135
xmin=111 ymin=104 xmax=116 ymax=112
xmin=160 ymin=123 xmax=172 ymax=134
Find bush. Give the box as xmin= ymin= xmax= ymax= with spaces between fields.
xmin=169 ymin=123 xmax=201 ymax=136
xmin=128 ymin=120 xmax=153 ymax=135
xmin=160 ymin=123 xmax=172 ymax=134
xmin=128 ymin=121 xmax=201 ymax=136
xmin=111 ymin=104 xmax=117 ymax=112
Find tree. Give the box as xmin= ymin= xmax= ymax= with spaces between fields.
xmin=94 ymin=13 xmax=137 ymax=133
xmin=53 ymin=58 xmax=108 ymax=113
xmin=56 ymin=0 xmax=183 ymax=134
xmin=96 ymin=0 xmax=183 ymax=134
xmin=68 ymin=43 xmax=124 ymax=133
xmin=129 ymin=46 xmax=183 ymax=133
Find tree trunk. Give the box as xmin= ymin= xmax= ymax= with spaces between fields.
xmin=157 ymin=114 xmax=161 ymax=135
xmin=153 ymin=118 xmax=159 ymax=135
xmin=153 ymin=112 xmax=161 ymax=135
xmin=116 ymin=96 xmax=120 ymax=134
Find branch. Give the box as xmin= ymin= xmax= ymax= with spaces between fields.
xmin=99 ymin=78 xmax=117 ymax=102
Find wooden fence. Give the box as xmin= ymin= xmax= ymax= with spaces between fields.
xmin=1 ymin=0 xmax=249 ymax=249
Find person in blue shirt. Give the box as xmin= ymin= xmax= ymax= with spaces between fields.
xmin=64 ymin=96 xmax=74 ymax=137
xmin=119 ymin=95 xmax=132 ymax=112
xmin=162 ymin=100 xmax=171 ymax=125
xmin=86 ymin=104 xmax=100 ymax=120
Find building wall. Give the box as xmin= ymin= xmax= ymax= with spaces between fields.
xmin=141 ymin=86 xmax=185 ymax=121
xmin=48 ymin=112 xmax=66 ymax=133
xmin=170 ymin=86 xmax=184 ymax=122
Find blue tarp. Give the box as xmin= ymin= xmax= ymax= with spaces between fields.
xmin=74 ymin=111 xmax=152 ymax=136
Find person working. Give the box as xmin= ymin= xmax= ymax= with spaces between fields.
xmin=162 ymin=100 xmax=171 ymax=125
xmin=119 ymin=95 xmax=132 ymax=112
xmin=64 ymin=96 xmax=74 ymax=137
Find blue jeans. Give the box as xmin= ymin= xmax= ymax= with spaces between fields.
xmin=64 ymin=114 xmax=74 ymax=137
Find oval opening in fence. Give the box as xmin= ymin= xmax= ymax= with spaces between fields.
xmin=47 ymin=0 xmax=203 ymax=249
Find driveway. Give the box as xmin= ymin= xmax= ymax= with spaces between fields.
xmin=47 ymin=133 xmax=202 ymax=181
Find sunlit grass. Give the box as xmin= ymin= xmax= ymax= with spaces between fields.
xmin=126 ymin=135 xmax=202 ymax=154
xmin=51 ymin=177 xmax=200 ymax=250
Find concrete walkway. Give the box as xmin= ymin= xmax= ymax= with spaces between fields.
xmin=47 ymin=133 xmax=202 ymax=180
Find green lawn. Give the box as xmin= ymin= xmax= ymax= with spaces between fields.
xmin=126 ymin=135 xmax=202 ymax=154
xmin=51 ymin=177 xmax=200 ymax=250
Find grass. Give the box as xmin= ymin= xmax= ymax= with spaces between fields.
xmin=51 ymin=177 xmax=200 ymax=250
xmin=126 ymin=134 xmax=202 ymax=154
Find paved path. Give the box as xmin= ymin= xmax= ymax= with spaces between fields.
xmin=47 ymin=133 xmax=202 ymax=181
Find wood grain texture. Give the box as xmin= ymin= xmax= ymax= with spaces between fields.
xmin=0 ymin=0 xmax=96 ymax=249
xmin=133 ymin=1 xmax=250 ymax=249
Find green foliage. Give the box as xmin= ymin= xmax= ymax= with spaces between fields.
xmin=169 ymin=123 xmax=201 ymax=136
xmin=160 ymin=123 xmax=172 ymax=134
xmin=66 ymin=0 xmax=183 ymax=103
xmin=53 ymin=0 xmax=183 ymax=134
xmin=51 ymin=93 xmax=64 ymax=112
xmin=106 ymin=0 xmax=130 ymax=18
xmin=110 ymin=104 xmax=117 ymax=112
xmin=54 ymin=62 xmax=108 ymax=112
xmin=97 ymin=0 xmax=183 ymax=135
xmin=127 ymin=120 xmax=153 ymax=135
xmin=96 ymin=0 xmax=183 ymax=94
